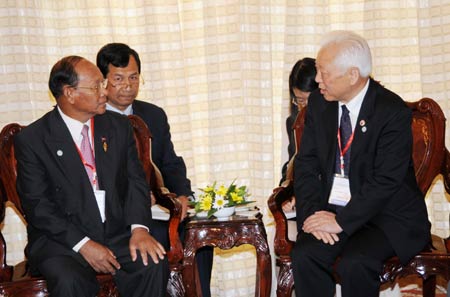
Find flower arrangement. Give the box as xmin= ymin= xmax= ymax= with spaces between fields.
xmin=192 ymin=180 xmax=252 ymax=218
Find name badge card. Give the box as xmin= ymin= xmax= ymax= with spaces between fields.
xmin=328 ymin=175 xmax=351 ymax=206
xmin=94 ymin=190 xmax=106 ymax=222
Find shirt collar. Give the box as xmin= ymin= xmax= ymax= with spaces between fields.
xmin=106 ymin=103 xmax=133 ymax=116
xmin=338 ymin=79 xmax=370 ymax=130
xmin=343 ymin=79 xmax=369 ymax=113
xmin=57 ymin=106 xmax=91 ymax=144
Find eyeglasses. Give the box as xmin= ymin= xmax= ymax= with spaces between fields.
xmin=108 ymin=74 xmax=144 ymax=89
xmin=75 ymin=79 xmax=108 ymax=95
xmin=291 ymin=96 xmax=308 ymax=107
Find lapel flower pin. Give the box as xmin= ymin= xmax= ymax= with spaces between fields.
xmin=101 ymin=137 xmax=108 ymax=152
xmin=360 ymin=120 xmax=367 ymax=133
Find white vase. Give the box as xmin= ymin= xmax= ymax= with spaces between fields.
xmin=213 ymin=206 xmax=235 ymax=218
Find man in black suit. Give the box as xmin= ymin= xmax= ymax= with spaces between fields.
xmin=96 ymin=43 xmax=213 ymax=297
xmin=15 ymin=56 xmax=168 ymax=297
xmin=291 ymin=30 xmax=431 ymax=297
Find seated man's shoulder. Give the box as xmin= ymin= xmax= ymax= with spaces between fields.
xmin=17 ymin=110 xmax=54 ymax=139
xmin=102 ymin=110 xmax=129 ymax=123
xmin=98 ymin=111 xmax=134 ymax=135
xmin=133 ymin=100 xmax=166 ymax=117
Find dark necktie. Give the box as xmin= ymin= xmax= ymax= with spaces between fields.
xmin=80 ymin=125 xmax=96 ymax=186
xmin=335 ymin=105 xmax=352 ymax=175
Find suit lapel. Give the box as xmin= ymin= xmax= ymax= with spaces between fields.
xmin=45 ymin=109 xmax=107 ymax=224
xmin=321 ymin=100 xmax=339 ymax=175
xmin=93 ymin=115 xmax=114 ymax=194
xmin=44 ymin=109 xmax=87 ymax=188
xmin=350 ymin=79 xmax=377 ymax=164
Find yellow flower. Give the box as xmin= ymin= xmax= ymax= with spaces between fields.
xmin=193 ymin=180 xmax=252 ymax=218
xmin=199 ymin=194 xmax=212 ymax=211
xmin=230 ymin=192 xmax=243 ymax=203
xmin=204 ymin=185 xmax=215 ymax=193
xmin=216 ymin=185 xmax=227 ymax=196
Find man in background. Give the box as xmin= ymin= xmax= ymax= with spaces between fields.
xmin=97 ymin=43 xmax=214 ymax=297
xmin=15 ymin=56 xmax=168 ymax=297
xmin=292 ymin=30 xmax=430 ymax=297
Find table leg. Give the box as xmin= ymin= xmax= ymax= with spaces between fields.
xmin=254 ymin=233 xmax=272 ymax=297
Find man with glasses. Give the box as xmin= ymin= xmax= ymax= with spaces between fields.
xmin=97 ymin=43 xmax=214 ymax=296
xmin=291 ymin=30 xmax=430 ymax=297
xmin=15 ymin=56 xmax=168 ymax=297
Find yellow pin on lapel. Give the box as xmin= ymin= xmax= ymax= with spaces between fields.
xmin=101 ymin=137 xmax=108 ymax=152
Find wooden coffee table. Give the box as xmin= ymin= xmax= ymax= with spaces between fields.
xmin=182 ymin=213 xmax=272 ymax=297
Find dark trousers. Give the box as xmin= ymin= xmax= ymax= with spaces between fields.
xmin=291 ymin=224 xmax=395 ymax=297
xmin=152 ymin=219 xmax=214 ymax=297
xmin=37 ymin=234 xmax=168 ymax=297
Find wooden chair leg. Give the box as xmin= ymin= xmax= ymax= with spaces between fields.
xmin=276 ymin=259 xmax=294 ymax=297
xmin=167 ymin=269 xmax=185 ymax=297
xmin=423 ymin=275 xmax=436 ymax=297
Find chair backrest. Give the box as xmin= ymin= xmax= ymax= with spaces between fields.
xmin=407 ymin=98 xmax=450 ymax=194
xmin=0 ymin=123 xmax=25 ymax=218
xmin=282 ymin=108 xmax=306 ymax=185
xmin=0 ymin=123 xmax=25 ymax=282
xmin=127 ymin=115 xmax=183 ymax=265
xmin=127 ymin=115 xmax=168 ymax=194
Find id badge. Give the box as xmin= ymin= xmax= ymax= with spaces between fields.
xmin=94 ymin=190 xmax=106 ymax=222
xmin=328 ymin=174 xmax=351 ymax=206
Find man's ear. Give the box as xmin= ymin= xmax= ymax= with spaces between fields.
xmin=63 ymin=85 xmax=76 ymax=104
xmin=348 ymin=67 xmax=360 ymax=85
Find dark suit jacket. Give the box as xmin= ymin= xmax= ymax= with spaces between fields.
xmin=15 ymin=108 xmax=152 ymax=268
xmin=294 ymin=79 xmax=431 ymax=264
xmin=280 ymin=112 xmax=297 ymax=185
xmin=132 ymin=100 xmax=192 ymax=196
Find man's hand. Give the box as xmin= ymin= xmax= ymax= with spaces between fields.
xmin=302 ymin=211 xmax=343 ymax=234
xmin=150 ymin=191 xmax=156 ymax=206
xmin=282 ymin=197 xmax=296 ymax=212
xmin=129 ymin=227 xmax=166 ymax=266
xmin=178 ymin=195 xmax=189 ymax=220
xmin=79 ymin=240 xmax=121 ymax=274
xmin=311 ymin=231 xmax=340 ymax=245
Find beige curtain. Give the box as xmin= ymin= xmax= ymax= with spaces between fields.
xmin=1 ymin=0 xmax=449 ymax=296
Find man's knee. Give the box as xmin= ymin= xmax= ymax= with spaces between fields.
xmin=291 ymin=237 xmax=320 ymax=266
xmin=336 ymin=253 xmax=382 ymax=280
xmin=39 ymin=256 xmax=98 ymax=297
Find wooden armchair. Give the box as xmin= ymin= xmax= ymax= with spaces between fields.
xmin=268 ymin=97 xmax=450 ymax=297
xmin=0 ymin=115 xmax=183 ymax=296
xmin=128 ymin=115 xmax=184 ymax=296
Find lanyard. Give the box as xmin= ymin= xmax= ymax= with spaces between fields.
xmin=337 ymin=128 xmax=354 ymax=176
xmin=75 ymin=118 xmax=97 ymax=188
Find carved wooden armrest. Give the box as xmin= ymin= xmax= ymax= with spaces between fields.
xmin=154 ymin=189 xmax=183 ymax=265
xmin=0 ymin=176 xmax=13 ymax=282
xmin=268 ymin=181 xmax=295 ymax=257
xmin=0 ymin=232 xmax=13 ymax=283
xmin=442 ymin=147 xmax=450 ymax=194
xmin=442 ymin=148 xmax=450 ymax=253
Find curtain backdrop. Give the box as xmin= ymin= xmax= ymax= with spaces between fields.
xmin=1 ymin=1 xmax=449 ymax=296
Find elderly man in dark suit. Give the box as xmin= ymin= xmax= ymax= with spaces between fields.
xmin=291 ymin=30 xmax=431 ymax=297
xmin=96 ymin=43 xmax=214 ymax=297
xmin=15 ymin=56 xmax=168 ymax=297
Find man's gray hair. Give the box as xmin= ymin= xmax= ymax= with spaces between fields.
xmin=320 ymin=30 xmax=372 ymax=78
